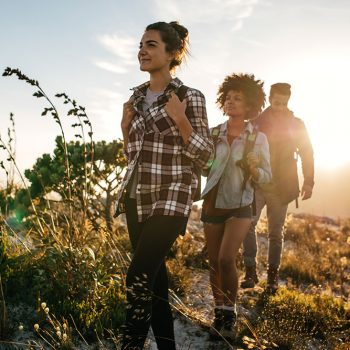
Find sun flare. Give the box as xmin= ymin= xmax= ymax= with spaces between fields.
xmin=304 ymin=112 xmax=350 ymax=170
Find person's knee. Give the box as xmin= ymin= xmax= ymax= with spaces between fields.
xmin=219 ymin=256 xmax=235 ymax=273
xmin=245 ymin=226 xmax=256 ymax=239
xmin=269 ymin=224 xmax=284 ymax=237
xmin=269 ymin=229 xmax=284 ymax=245
xmin=126 ymin=270 xmax=150 ymax=295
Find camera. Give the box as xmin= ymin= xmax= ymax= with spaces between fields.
xmin=236 ymin=158 xmax=248 ymax=171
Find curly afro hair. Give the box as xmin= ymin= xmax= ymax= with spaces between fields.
xmin=216 ymin=73 xmax=266 ymax=119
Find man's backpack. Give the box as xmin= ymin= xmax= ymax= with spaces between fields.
xmin=176 ymin=85 xmax=202 ymax=202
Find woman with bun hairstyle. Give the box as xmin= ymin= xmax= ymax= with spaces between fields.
xmin=201 ymin=73 xmax=271 ymax=340
xmin=114 ymin=21 xmax=213 ymax=349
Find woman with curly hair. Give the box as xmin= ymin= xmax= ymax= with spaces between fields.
xmin=201 ymin=73 xmax=271 ymax=340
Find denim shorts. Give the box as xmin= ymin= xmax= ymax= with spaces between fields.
xmin=200 ymin=205 xmax=252 ymax=224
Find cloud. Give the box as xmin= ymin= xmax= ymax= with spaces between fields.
xmin=95 ymin=34 xmax=138 ymax=74
xmin=94 ymin=61 xmax=128 ymax=74
xmin=98 ymin=34 xmax=137 ymax=61
xmin=152 ymin=0 xmax=259 ymax=31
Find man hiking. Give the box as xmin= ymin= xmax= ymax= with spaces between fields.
xmin=241 ymin=82 xmax=314 ymax=292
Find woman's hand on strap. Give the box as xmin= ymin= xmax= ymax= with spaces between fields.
xmin=165 ymin=92 xmax=187 ymax=124
xmin=121 ymin=97 xmax=136 ymax=131
xmin=165 ymin=92 xmax=193 ymax=143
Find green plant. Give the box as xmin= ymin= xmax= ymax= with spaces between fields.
xmin=1 ymin=67 xmax=129 ymax=342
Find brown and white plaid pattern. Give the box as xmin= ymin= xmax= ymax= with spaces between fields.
xmin=115 ymin=78 xmax=213 ymax=222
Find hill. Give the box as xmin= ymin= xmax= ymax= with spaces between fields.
xmin=292 ymin=164 xmax=350 ymax=218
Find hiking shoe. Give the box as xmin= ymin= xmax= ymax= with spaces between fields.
xmin=241 ymin=265 xmax=259 ymax=288
xmin=266 ymin=266 xmax=279 ymax=294
xmin=220 ymin=309 xmax=237 ymax=340
xmin=209 ymin=307 xmax=224 ymax=339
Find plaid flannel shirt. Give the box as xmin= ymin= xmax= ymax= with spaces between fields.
xmin=115 ymin=78 xmax=213 ymax=222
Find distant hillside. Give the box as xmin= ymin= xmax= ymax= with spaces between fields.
xmin=290 ymin=164 xmax=350 ymax=218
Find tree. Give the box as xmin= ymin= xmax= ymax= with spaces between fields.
xmin=19 ymin=136 xmax=126 ymax=231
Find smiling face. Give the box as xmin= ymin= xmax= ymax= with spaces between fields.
xmin=138 ymin=30 xmax=174 ymax=74
xmin=223 ymin=90 xmax=250 ymax=119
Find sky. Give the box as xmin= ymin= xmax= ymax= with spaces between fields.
xmin=1 ymin=0 xmax=350 ymax=216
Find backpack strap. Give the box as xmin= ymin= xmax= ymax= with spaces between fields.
xmin=176 ymin=85 xmax=188 ymax=102
xmin=211 ymin=125 xmax=221 ymax=147
xmin=239 ymin=127 xmax=259 ymax=191
xmin=243 ymin=128 xmax=258 ymax=162
xmin=206 ymin=125 xmax=221 ymax=170
xmin=238 ymin=126 xmax=259 ymax=214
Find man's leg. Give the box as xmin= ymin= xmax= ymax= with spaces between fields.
xmin=241 ymin=189 xmax=266 ymax=288
xmin=265 ymin=191 xmax=288 ymax=291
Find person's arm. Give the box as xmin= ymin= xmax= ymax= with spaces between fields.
xmin=165 ymin=89 xmax=214 ymax=169
xmin=120 ymin=97 xmax=136 ymax=158
xmin=295 ymin=119 xmax=314 ymax=200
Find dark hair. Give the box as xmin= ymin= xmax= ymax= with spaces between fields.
xmin=270 ymin=82 xmax=291 ymax=98
xmin=145 ymin=21 xmax=189 ymax=70
xmin=216 ymin=73 xmax=266 ymax=119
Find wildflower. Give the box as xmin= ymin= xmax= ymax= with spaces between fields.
xmin=44 ymin=307 xmax=49 ymax=314
xmin=56 ymin=330 xmax=62 ymax=338
xmin=34 ymin=324 xmax=40 ymax=331
xmin=63 ymin=323 xmax=67 ymax=330
xmin=62 ymin=333 xmax=68 ymax=341
xmin=18 ymin=325 xmax=24 ymax=331
xmin=41 ymin=302 xmax=47 ymax=309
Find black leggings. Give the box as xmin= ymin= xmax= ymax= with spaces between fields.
xmin=121 ymin=197 xmax=187 ymax=350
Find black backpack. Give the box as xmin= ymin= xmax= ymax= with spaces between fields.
xmin=176 ymin=85 xmax=202 ymax=202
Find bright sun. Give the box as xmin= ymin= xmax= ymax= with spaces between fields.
xmin=299 ymin=105 xmax=350 ymax=170
xmin=272 ymin=53 xmax=350 ymax=170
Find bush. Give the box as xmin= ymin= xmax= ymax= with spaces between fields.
xmin=3 ymin=222 xmax=128 ymax=340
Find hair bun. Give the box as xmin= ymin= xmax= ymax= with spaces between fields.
xmin=169 ymin=21 xmax=188 ymax=41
